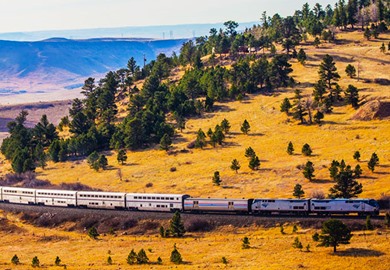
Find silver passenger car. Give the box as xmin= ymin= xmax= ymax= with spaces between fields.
xmin=36 ymin=189 xmax=77 ymax=207
xmin=77 ymin=191 xmax=126 ymax=209
xmin=1 ymin=187 xmax=36 ymax=204
xmin=126 ymin=193 xmax=189 ymax=211
xmin=251 ymin=199 xmax=310 ymax=214
xmin=184 ymin=198 xmax=250 ymax=213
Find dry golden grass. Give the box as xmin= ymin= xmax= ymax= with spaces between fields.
xmin=0 ymin=210 xmax=389 ymax=269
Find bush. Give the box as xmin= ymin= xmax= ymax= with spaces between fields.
xmin=302 ymin=143 xmax=312 ymax=156
xmin=32 ymin=256 xmax=40 ymax=267
xmin=242 ymin=236 xmax=250 ymax=249
xmin=11 ymin=254 xmax=19 ymax=265
xmin=186 ymin=219 xmax=214 ymax=232
xmin=170 ymin=244 xmax=183 ymax=264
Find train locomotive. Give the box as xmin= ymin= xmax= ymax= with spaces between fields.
xmin=0 ymin=186 xmax=380 ymax=216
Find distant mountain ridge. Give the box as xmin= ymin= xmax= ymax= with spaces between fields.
xmin=0 ymin=38 xmax=187 ymax=104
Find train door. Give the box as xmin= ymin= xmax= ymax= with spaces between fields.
xmin=52 ymin=198 xmax=54 ymax=205
xmin=193 ymin=201 xmax=199 ymax=209
xmin=228 ymin=201 xmax=234 ymax=210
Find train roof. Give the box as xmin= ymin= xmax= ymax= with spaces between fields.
xmin=186 ymin=197 xmax=248 ymax=201
xmin=126 ymin=193 xmax=189 ymax=197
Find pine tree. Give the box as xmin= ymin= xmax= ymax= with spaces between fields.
xmin=344 ymin=84 xmax=359 ymax=108
xmin=245 ymin=147 xmax=256 ymax=159
xmin=280 ymin=98 xmax=292 ymax=114
xmin=365 ymin=215 xmax=374 ymax=230
xmin=98 ymin=154 xmax=108 ymax=170
xmin=293 ymin=184 xmax=305 ymax=198
xmin=230 ymin=159 xmax=241 ymax=173
xmin=242 ymin=237 xmax=250 ymax=249
xmin=220 ymin=118 xmax=231 ymax=134
xmin=292 ymin=89 xmax=307 ymax=124
xmin=329 ymin=160 xmax=340 ymax=180
xmin=345 ymin=64 xmax=356 ymax=78
xmin=302 ymin=143 xmax=312 ymax=156
xmin=195 ymin=129 xmax=207 ymax=149
xmin=169 ymin=211 xmax=185 ymax=237
xmin=88 ymin=226 xmax=99 ymax=239
xmin=127 ymin=249 xmax=137 ymax=265
xmin=329 ymin=169 xmax=363 ymax=198
xmin=107 ymin=256 xmax=112 ymax=265
xmin=314 ymin=111 xmax=324 ymax=125
xmin=368 ymin=153 xmax=379 ymax=172
xmin=280 ymin=224 xmax=285 ymax=234
xmin=292 ymin=237 xmax=303 ymax=250
xmin=48 ymin=139 xmax=61 ymax=162
xmin=354 ymin=164 xmax=363 ymax=178
xmin=303 ymin=161 xmax=315 ymax=181
xmin=364 ymin=27 xmax=371 ymax=40
xmin=353 ymin=151 xmax=361 ymax=161
xmin=319 ymin=219 xmax=352 ymax=253
xmin=297 ymin=48 xmax=307 ymax=65
xmin=222 ymin=257 xmax=228 ymax=264
xmin=32 ymin=256 xmax=40 ymax=267
xmin=292 ymin=224 xmax=298 ymax=233
xmin=11 ymin=254 xmax=19 ymax=265
xmin=34 ymin=143 xmax=47 ymax=169
xmin=287 ymin=141 xmax=294 ymax=155
xmin=87 ymin=151 xmax=99 ymax=171
xmin=249 ymin=155 xmax=260 ymax=170
xmin=160 ymin=133 xmax=172 ymax=151
xmin=137 ymin=249 xmax=149 ymax=264
xmin=170 ymin=244 xmax=183 ymax=264
xmin=212 ymin=171 xmax=221 ymax=186
xmin=159 ymin=226 xmax=166 ymax=238
xmin=117 ymin=149 xmax=127 ymax=164
xmin=157 ymin=257 xmax=163 ymax=264
xmin=318 ymin=54 xmax=340 ymax=90
xmin=55 ymin=256 xmax=61 ymax=266
xmin=241 ymin=119 xmax=250 ymax=135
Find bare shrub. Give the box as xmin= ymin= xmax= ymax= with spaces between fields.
xmin=59 ymin=182 xmax=99 ymax=191
xmin=145 ymin=182 xmax=153 ymax=188
xmin=186 ymin=219 xmax=215 ymax=232
xmin=121 ymin=219 xmax=138 ymax=230
xmin=378 ymin=193 xmax=390 ymax=209
xmin=187 ymin=140 xmax=196 ymax=149
xmin=310 ymin=190 xmax=325 ymax=199
xmin=139 ymin=221 xmax=160 ymax=231
xmin=170 ymin=167 xmax=177 ymax=172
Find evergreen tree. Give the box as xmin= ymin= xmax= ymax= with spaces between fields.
xmin=345 ymin=64 xmax=356 ymax=78
xmin=368 ymin=153 xmax=379 ymax=172
xmin=344 ymin=84 xmax=359 ymax=108
xmin=11 ymin=254 xmax=19 ymax=265
xmin=292 ymin=237 xmax=303 ymax=250
xmin=170 ymin=244 xmax=183 ymax=264
xmin=329 ymin=160 xmax=340 ymax=180
xmin=364 ymin=27 xmax=371 ymax=40
xmin=297 ymin=48 xmax=307 ymax=65
xmin=365 ymin=215 xmax=373 ymax=230
xmin=220 ymin=119 xmax=231 ymax=134
xmin=249 ymin=155 xmax=261 ymax=170
xmin=34 ymin=143 xmax=47 ymax=169
xmin=107 ymin=256 xmax=112 ymax=265
xmin=380 ymin=43 xmax=386 ymax=54
xmin=302 ymin=143 xmax=312 ymax=156
xmin=88 ymin=226 xmax=99 ymax=239
xmin=195 ymin=129 xmax=207 ymax=149
xmin=354 ymin=164 xmax=363 ymax=178
xmin=55 ymin=256 xmax=61 ymax=266
xmin=293 ymin=184 xmax=305 ymax=198
xmin=314 ymin=110 xmax=324 ymax=125
xmin=287 ymin=141 xmax=294 ymax=155
xmin=117 ymin=149 xmax=127 ymax=164
xmin=329 ymin=169 xmax=363 ymax=198
xmin=303 ymin=161 xmax=315 ymax=181
xmin=97 ymin=154 xmax=108 ymax=170
xmin=169 ymin=211 xmax=185 ymax=237
xmin=318 ymin=54 xmax=340 ymax=90
xmin=87 ymin=151 xmax=99 ymax=171
xmin=214 ymin=125 xmax=225 ymax=145
xmin=127 ymin=249 xmax=137 ymax=265
xmin=159 ymin=226 xmax=166 ymax=238
xmin=318 ymin=219 xmax=352 ymax=253
xmin=353 ymin=151 xmax=361 ymax=161
xmin=137 ymin=249 xmax=149 ymax=264
xmin=48 ymin=139 xmax=61 ymax=162
xmin=212 ymin=171 xmax=221 ymax=186
xmin=292 ymin=224 xmax=298 ymax=233
xmin=241 ymin=119 xmax=250 ymax=135
xmin=32 ymin=256 xmax=40 ymax=267
xmin=230 ymin=159 xmax=241 ymax=173
xmin=280 ymin=98 xmax=292 ymax=114
xmin=160 ymin=133 xmax=172 ymax=151
xmin=292 ymin=89 xmax=307 ymax=124
xmin=157 ymin=257 xmax=163 ymax=265
xmin=245 ymin=147 xmax=256 ymax=159
xmin=242 ymin=237 xmax=250 ymax=249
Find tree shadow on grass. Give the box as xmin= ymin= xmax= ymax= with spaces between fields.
xmin=311 ymin=179 xmax=334 ymax=184
xmin=334 ymin=248 xmax=385 ymax=257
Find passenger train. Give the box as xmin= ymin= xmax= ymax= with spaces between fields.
xmin=0 ymin=186 xmax=380 ymax=216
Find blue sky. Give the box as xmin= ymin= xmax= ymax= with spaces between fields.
xmin=0 ymin=0 xmax=337 ymax=33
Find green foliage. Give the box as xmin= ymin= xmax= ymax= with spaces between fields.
xmin=312 ymin=232 xmax=320 ymax=242
xmin=297 ymin=48 xmax=307 ymax=65
xmin=230 ymin=159 xmax=241 ymax=173
xmin=368 ymin=153 xmax=379 ymax=172
xmin=220 ymin=118 xmax=231 ymax=134
xmin=354 ymin=164 xmax=363 ymax=178
xmin=88 ymin=226 xmax=99 ymax=239
xmin=292 ymin=224 xmax=298 ymax=233
xmin=280 ymin=98 xmax=292 ymax=114
xmin=241 ymin=119 xmax=250 ymax=135
xmin=318 ymin=54 xmax=340 ymax=90
xmin=344 ymin=85 xmax=359 ymax=109
xmin=97 ymin=154 xmax=108 ymax=170
xmin=242 ymin=236 xmax=250 ymax=249
xmin=157 ymin=257 xmax=162 ymax=265
xmin=117 ymin=149 xmax=127 ymax=164
xmin=292 ymin=237 xmax=303 ymax=250
xmin=170 ymin=244 xmax=183 ymax=264
xmin=366 ymin=215 xmax=374 ymax=231
xmin=329 ymin=164 xmax=363 ymax=199
xmin=364 ymin=27 xmax=371 ymax=40
xmin=302 ymin=143 xmax=312 ymax=156
xmin=353 ymin=151 xmax=361 ymax=161
xmin=249 ymin=155 xmax=261 ymax=170
xmin=287 ymin=141 xmax=294 ymax=155
xmin=245 ymin=147 xmax=256 ymax=159
xmin=136 ymin=249 xmax=149 ymax=264
xmin=318 ymin=219 xmax=352 ymax=253
xmin=87 ymin=151 xmax=99 ymax=170
xmin=169 ymin=211 xmax=185 ymax=237
xmin=314 ymin=110 xmax=324 ymax=125
xmin=127 ymin=249 xmax=137 ymax=265
xmin=280 ymin=224 xmax=285 ymax=234
xmin=303 ymin=161 xmax=315 ymax=181
xmin=107 ymin=256 xmax=112 ymax=265
xmin=222 ymin=256 xmax=228 ymax=264
xmin=293 ymin=184 xmax=305 ymax=198
xmin=195 ymin=129 xmax=207 ymax=149
xmin=55 ymin=256 xmax=61 ymax=266
xmin=212 ymin=171 xmax=221 ymax=186
xmin=159 ymin=226 xmax=166 ymax=238
xmin=32 ymin=256 xmax=40 ymax=268
xmin=160 ymin=133 xmax=172 ymax=151
xmin=345 ymin=64 xmax=356 ymax=78
xmin=11 ymin=254 xmax=19 ymax=265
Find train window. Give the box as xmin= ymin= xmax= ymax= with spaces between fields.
xmin=143 ymin=197 xmax=146 ymax=199
xmin=152 ymin=197 xmax=155 ymax=200
xmin=147 ymin=197 xmax=151 ymax=199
